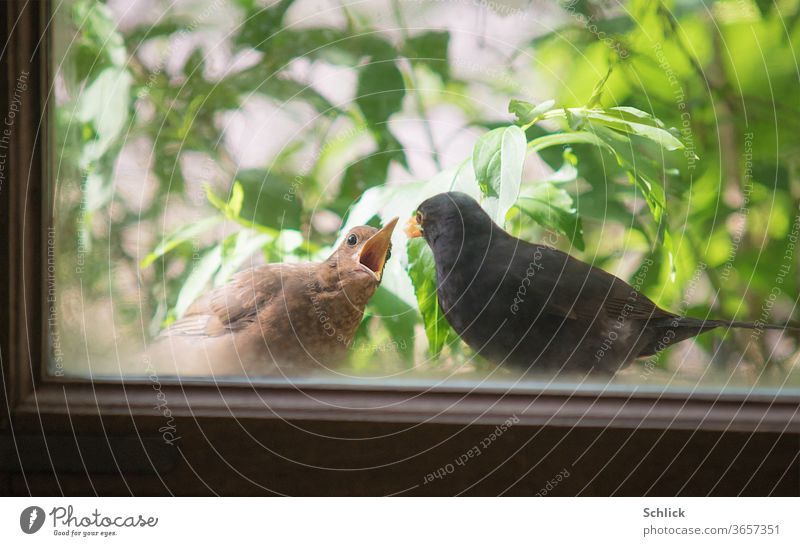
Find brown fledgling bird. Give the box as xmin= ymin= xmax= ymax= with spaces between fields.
xmin=150 ymin=218 xmax=398 ymax=376
xmin=406 ymin=192 xmax=796 ymax=375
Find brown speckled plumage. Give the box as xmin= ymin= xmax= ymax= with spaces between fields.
xmin=150 ymin=222 xmax=396 ymax=376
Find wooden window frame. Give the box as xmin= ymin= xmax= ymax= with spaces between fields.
xmin=2 ymin=0 xmax=799 ymax=496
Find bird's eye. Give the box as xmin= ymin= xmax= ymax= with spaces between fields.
xmin=416 ymin=211 xmax=424 ymax=224
xmin=347 ymin=234 xmax=358 ymax=246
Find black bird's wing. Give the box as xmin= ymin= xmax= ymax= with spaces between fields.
xmin=505 ymin=238 xmax=676 ymax=322
xmin=161 ymin=263 xmax=307 ymax=338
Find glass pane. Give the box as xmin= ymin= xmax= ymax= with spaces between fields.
xmin=52 ymin=0 xmax=800 ymax=392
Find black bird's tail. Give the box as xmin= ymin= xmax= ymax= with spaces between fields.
xmin=637 ymin=317 xmax=799 ymax=357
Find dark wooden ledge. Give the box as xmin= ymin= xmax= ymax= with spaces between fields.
xmin=15 ymin=377 xmax=800 ymax=434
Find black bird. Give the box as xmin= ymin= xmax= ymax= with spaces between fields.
xmin=406 ymin=192 xmax=794 ymax=374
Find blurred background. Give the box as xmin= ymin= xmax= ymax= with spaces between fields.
xmin=52 ymin=0 xmax=800 ymax=388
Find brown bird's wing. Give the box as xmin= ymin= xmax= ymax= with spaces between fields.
xmin=507 ymin=239 xmax=675 ymax=322
xmin=162 ymin=263 xmax=309 ymax=338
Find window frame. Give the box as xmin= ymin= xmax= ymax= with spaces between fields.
xmin=2 ymin=0 xmax=799 ymax=495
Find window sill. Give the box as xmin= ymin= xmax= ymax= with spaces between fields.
xmin=16 ymin=376 xmax=800 ymax=434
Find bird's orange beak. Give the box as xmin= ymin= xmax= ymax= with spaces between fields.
xmin=405 ymin=215 xmax=423 ymax=238
xmin=358 ymin=217 xmax=398 ymax=281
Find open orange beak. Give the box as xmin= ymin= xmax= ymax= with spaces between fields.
xmin=405 ymin=215 xmax=423 ymax=238
xmin=358 ymin=217 xmax=398 ymax=281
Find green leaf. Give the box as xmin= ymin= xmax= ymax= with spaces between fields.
xmin=404 ymin=31 xmax=450 ymax=80
xmin=140 ymin=216 xmax=222 ymax=268
xmin=72 ymin=0 xmax=127 ymax=68
xmin=543 ymin=148 xmax=579 ymax=184
xmin=361 ymin=287 xmax=417 ymax=364
xmin=83 ymin=169 xmax=114 ymax=213
xmin=236 ymin=25 xmax=396 ymax=71
xmin=526 ymin=120 xmax=674 ymax=271
xmin=262 ymin=78 xmax=338 ymax=115
xmin=472 ymin=125 xmax=526 ymax=225
xmin=587 ymin=124 xmax=674 ymax=274
xmin=219 ymin=68 xmax=339 ymax=115
xmin=208 ymin=173 xmax=303 ymax=231
xmin=517 ymin=184 xmax=585 ymax=250
xmin=238 ymin=172 xmax=304 ymax=230
xmin=76 ymin=67 xmax=132 ymax=168
xmin=229 ymin=181 xmax=245 ymax=217
xmin=531 ymin=123 xmax=670 ymax=228
xmin=583 ymin=110 xmax=685 ymax=151
xmin=174 ymin=245 xmax=223 ymax=318
xmin=152 ymin=142 xmax=184 ymax=192
xmin=586 ymin=66 xmax=613 ymax=108
xmin=406 ymin=238 xmax=457 ymax=357
xmin=537 ymin=106 xmax=687 ymax=152
xmin=528 ymin=130 xmax=609 ymax=153
xmin=124 ymin=22 xmax=183 ymax=48
xmin=72 ymin=0 xmax=128 ymax=83
xmin=338 ymin=129 xmax=406 ymax=205
xmin=237 ymin=0 xmax=295 ymax=50
xmin=205 ymin=184 xmax=229 ymax=214
xmin=215 ymin=229 xmax=274 ymax=286
xmin=508 ymin=98 xmax=556 ymax=127
xmin=588 ymin=124 xmax=668 ymax=219
xmin=182 ymin=48 xmax=205 ymax=79
xmin=356 ymin=59 xmax=405 ymax=127
xmin=607 ymin=106 xmax=668 ymax=125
